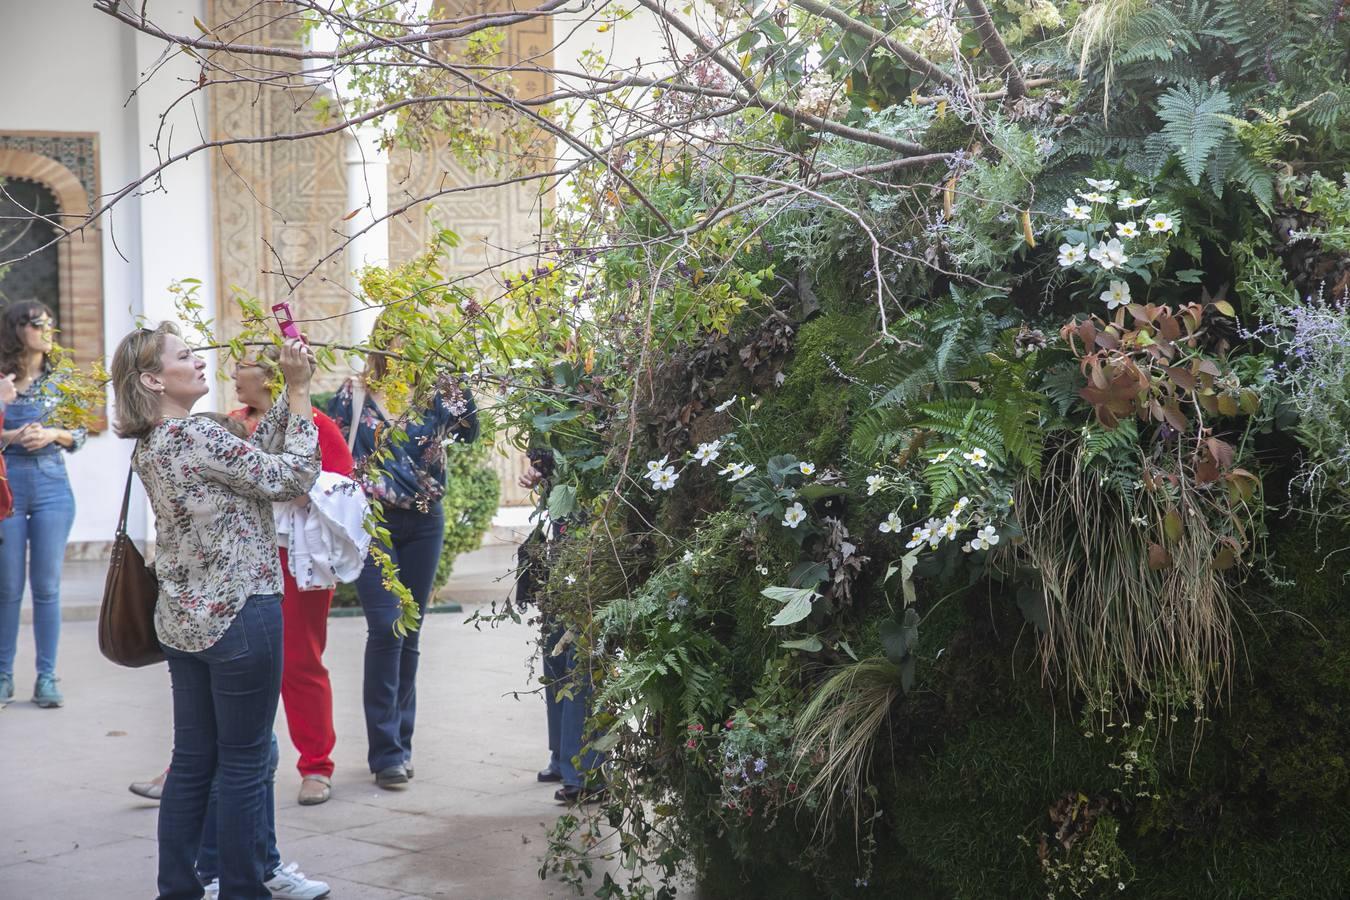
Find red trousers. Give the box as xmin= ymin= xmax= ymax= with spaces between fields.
xmin=278 ymin=548 xmax=337 ymax=777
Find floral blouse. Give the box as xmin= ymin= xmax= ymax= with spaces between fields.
xmin=132 ymin=401 xmax=319 ymax=652
xmin=0 ymin=370 xmax=88 ymax=460
xmin=326 ymin=377 xmax=479 ymax=512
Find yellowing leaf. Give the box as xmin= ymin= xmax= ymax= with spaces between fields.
xmin=193 ymin=15 xmax=211 ymax=34
xmin=1212 ymin=299 xmax=1236 ymax=317
xmin=1021 ymin=210 xmax=1036 ymax=247
xmin=1163 ymin=509 xmax=1184 ymax=544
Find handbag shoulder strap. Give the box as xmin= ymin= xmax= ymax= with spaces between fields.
xmin=346 ymin=378 xmax=366 ymax=454
xmin=117 ymin=465 xmax=135 ymax=539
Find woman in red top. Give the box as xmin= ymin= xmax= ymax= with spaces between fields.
xmin=231 ymin=349 xmax=352 ymax=806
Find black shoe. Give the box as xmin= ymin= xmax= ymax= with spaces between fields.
xmin=375 ymin=764 xmax=409 ymax=788
xmin=537 ymin=768 xmax=562 ymax=783
xmin=554 ymin=785 xmax=607 ymax=804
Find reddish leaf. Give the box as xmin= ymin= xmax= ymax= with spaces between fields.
xmin=1206 ymin=438 xmax=1234 ymax=470
xmin=1148 ymin=543 xmax=1173 ymax=570
xmin=1165 ymin=366 xmax=1197 ymax=391
xmin=1162 ymin=400 xmax=1188 ymax=432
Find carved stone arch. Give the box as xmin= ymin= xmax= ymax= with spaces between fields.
xmin=0 ymin=135 xmax=105 ymax=425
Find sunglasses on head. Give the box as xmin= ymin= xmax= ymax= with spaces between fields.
xmin=22 ymin=316 xmax=54 ymax=330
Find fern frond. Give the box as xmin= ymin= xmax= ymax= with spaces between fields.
xmin=1156 ymin=81 xmax=1235 ymax=184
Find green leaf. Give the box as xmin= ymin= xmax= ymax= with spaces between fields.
xmin=787 ymin=561 xmax=829 ymax=588
xmin=547 ymin=484 xmax=577 ymax=520
xmin=532 ymin=408 xmax=583 ymax=433
xmin=764 ymin=586 xmax=816 ymax=626
xmin=1175 ymin=269 xmax=1205 ymax=283
xmin=780 ymin=636 xmax=823 ymax=652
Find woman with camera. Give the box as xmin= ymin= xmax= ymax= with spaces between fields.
xmin=111 ymin=323 xmax=319 ymax=900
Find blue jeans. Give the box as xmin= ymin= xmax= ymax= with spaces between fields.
xmin=356 ymin=504 xmax=443 ymax=773
xmin=543 ymin=625 xmax=605 ymax=789
xmin=158 ymin=595 xmax=283 ymax=900
xmin=197 ymin=733 xmax=281 ymax=884
xmin=0 ymin=454 xmax=76 ymax=678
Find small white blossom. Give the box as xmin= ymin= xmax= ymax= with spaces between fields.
xmin=651 ymin=467 xmax=678 ymax=490
xmin=879 ymin=511 xmax=904 ymax=534
xmin=1079 ymin=190 xmax=1111 ymax=204
xmin=962 ymin=447 xmax=990 ymax=468
xmin=1100 ymin=280 xmax=1131 ymax=311
xmin=937 ymin=518 xmax=960 ymax=541
xmin=719 ymin=462 xmax=756 ymax=482
xmin=714 ymin=396 xmax=738 ymax=413
xmin=1057 ymin=242 xmax=1087 ymax=267
xmin=509 ymin=357 xmax=533 ymax=370
xmin=1085 ymin=177 xmax=1119 ymax=192
xmin=1089 ymin=238 xmax=1129 ymax=271
xmin=757 ymin=564 xmax=769 ymax=575
xmin=934 ymin=449 xmax=953 ymax=462
xmin=970 ymin=524 xmax=1000 ymax=551
xmin=1116 ymin=220 xmax=1140 ymax=239
xmin=1063 ymin=199 xmax=1091 ymax=220
xmin=952 ymin=496 xmax=970 ymax=514
xmin=1146 ymin=213 xmax=1174 ymax=233
xmin=1117 ymin=195 xmax=1149 ymax=209
xmin=682 ymin=550 xmax=694 ymax=562
xmin=781 ymin=502 xmax=807 ymax=529
xmin=924 ymin=518 xmax=945 ymax=548
xmin=646 ymin=455 xmax=669 ymax=475
xmin=906 ymin=525 xmax=932 ymax=549
xmin=564 ymin=574 xmax=577 ymax=585
xmin=693 ymin=441 xmax=722 ymax=466
xmin=866 ymin=474 xmax=884 ymax=496
xmin=798 ymin=461 xmax=815 ymax=476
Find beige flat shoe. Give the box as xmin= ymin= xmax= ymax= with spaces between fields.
xmin=297 ymin=774 xmax=332 ymax=806
xmin=129 ymin=769 xmax=168 ymax=801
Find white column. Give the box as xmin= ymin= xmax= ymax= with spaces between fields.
xmin=343 ymin=125 xmax=388 ymax=349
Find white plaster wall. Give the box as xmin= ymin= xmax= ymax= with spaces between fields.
xmin=0 ymin=0 xmax=216 ymax=544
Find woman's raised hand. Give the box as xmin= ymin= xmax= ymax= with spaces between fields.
xmin=279 ymin=337 xmax=315 ymax=391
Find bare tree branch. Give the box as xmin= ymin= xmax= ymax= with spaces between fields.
xmin=961 ymin=0 xmax=1027 ymax=101
xmin=789 ymin=0 xmax=956 ymax=88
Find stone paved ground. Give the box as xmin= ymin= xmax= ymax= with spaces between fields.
xmin=0 ymin=546 xmax=610 ymax=900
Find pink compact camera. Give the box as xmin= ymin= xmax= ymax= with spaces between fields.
xmin=272 ymin=302 xmax=302 ymax=341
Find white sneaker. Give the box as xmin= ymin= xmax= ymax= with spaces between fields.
xmin=202 ymin=879 xmax=220 ymax=899
xmin=265 ymin=861 xmax=331 ymax=899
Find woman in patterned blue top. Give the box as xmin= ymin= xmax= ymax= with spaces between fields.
xmin=327 ymin=332 xmax=479 ymax=787
xmin=0 ymin=301 xmax=87 ymax=709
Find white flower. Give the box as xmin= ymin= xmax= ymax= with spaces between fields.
xmin=1085 ymin=177 xmax=1119 ymax=192
xmin=682 ymin=550 xmax=694 ymax=562
xmin=1057 ymin=242 xmax=1087 ymax=267
xmin=1100 ymin=280 xmax=1131 ymax=311
xmin=564 ymin=574 xmax=577 ymax=585
xmin=879 ymin=511 xmax=904 ymax=533
xmin=650 ymin=467 xmax=678 ymax=490
xmin=509 ymin=357 xmax=533 ymax=370
xmin=719 ymin=462 xmax=756 ymax=482
xmin=781 ymin=502 xmax=807 ymax=529
xmin=646 ymin=455 xmax=669 ymax=475
xmin=1079 ymin=191 xmax=1111 ymax=204
xmin=1146 ymin=213 xmax=1174 ymax=233
xmin=1116 ymin=221 xmax=1140 ymax=239
xmin=906 ymin=525 xmax=932 ymax=549
xmin=1117 ymin=195 xmax=1149 ymax=209
xmin=1062 ymin=199 xmax=1091 ymax=220
xmin=756 ymin=565 xmax=769 ymax=575
xmin=924 ymin=518 xmax=945 ymax=548
xmin=952 ymin=496 xmax=970 ymax=514
xmin=714 ymin=396 xmax=738 ymax=413
xmin=693 ymin=441 xmax=722 ymax=466
xmin=937 ymin=518 xmax=960 ymax=541
xmin=934 ymin=448 xmax=953 ymax=463
xmin=970 ymin=524 xmax=1001 ymax=551
xmin=798 ymin=461 xmax=815 ymax=476
xmin=866 ymin=474 xmax=884 ymax=496
xmin=962 ymin=447 xmax=990 ymax=468
xmin=1089 ymin=238 xmax=1129 ymax=271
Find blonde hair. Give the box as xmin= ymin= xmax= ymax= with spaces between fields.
xmin=110 ymin=322 xmax=181 ymax=439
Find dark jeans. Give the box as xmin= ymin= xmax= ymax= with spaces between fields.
xmin=543 ymin=625 xmax=606 ymax=789
xmin=356 ymin=504 xmax=444 ymax=773
xmin=198 ymin=733 xmax=281 ymax=884
xmin=158 ymin=595 xmax=283 ymax=900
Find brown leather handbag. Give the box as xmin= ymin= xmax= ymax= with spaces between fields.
xmin=98 ymin=467 xmax=164 ymax=667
